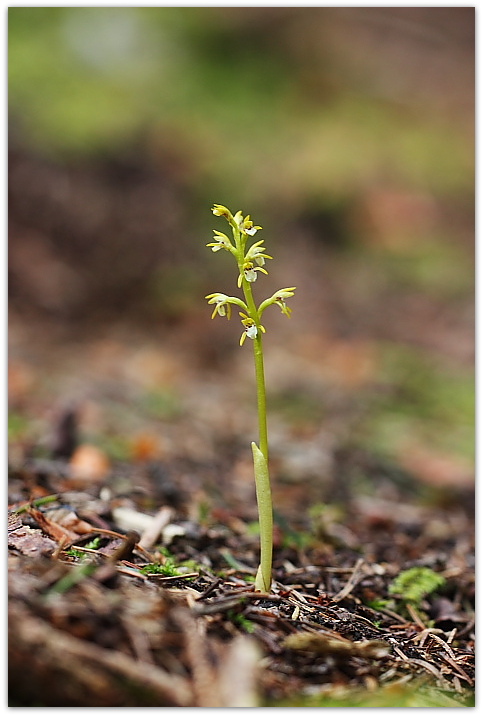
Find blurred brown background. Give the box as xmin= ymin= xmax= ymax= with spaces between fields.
xmin=8 ymin=7 xmax=474 ymax=519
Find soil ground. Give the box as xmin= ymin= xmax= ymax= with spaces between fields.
xmin=8 ymin=318 xmax=474 ymax=707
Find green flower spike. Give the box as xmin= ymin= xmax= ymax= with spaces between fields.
xmin=205 ymin=204 xmax=296 ymax=593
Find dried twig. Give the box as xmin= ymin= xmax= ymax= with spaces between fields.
xmin=332 ymin=558 xmax=365 ymax=602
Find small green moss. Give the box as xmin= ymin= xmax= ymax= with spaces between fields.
xmin=64 ymin=536 xmax=102 ymax=560
xmin=84 ymin=536 xmax=102 ymax=550
xmin=179 ymin=558 xmax=204 ymax=572
xmin=157 ymin=546 xmax=173 ymax=558
xmin=227 ymin=610 xmax=255 ymax=633
xmin=140 ymin=559 xmax=181 ymax=577
xmin=389 ymin=567 xmax=445 ymax=605
xmin=366 ymin=598 xmax=392 ymax=612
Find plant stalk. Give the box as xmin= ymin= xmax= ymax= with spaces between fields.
xmin=242 ymin=278 xmax=273 ymax=591
xmin=251 ymin=441 xmax=273 ymax=592
xmin=253 ymin=334 xmax=269 ymax=461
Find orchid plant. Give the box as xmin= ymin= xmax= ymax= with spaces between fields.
xmin=206 ymin=204 xmax=296 ymax=592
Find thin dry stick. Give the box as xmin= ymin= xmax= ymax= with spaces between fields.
xmin=439 ymin=654 xmax=474 ymax=685
xmin=332 ymin=558 xmax=365 ymax=602
xmin=405 ymin=658 xmax=445 ymax=682
xmin=446 ymin=627 xmax=457 ymax=645
xmin=405 ymin=602 xmax=427 ymax=630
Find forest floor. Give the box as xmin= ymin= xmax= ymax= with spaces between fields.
xmin=7 ymin=11 xmax=475 ymax=703
xmin=8 ymin=314 xmax=475 ymax=707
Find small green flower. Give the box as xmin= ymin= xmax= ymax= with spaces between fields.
xmin=272 ymin=287 xmax=296 ymax=317
xmin=242 ymin=215 xmax=262 ymax=236
xmin=212 ymin=204 xmax=233 ymax=220
xmin=238 ymin=261 xmax=269 ymax=288
xmin=239 ymin=312 xmax=266 ymax=346
xmin=259 ymin=287 xmax=296 ymax=318
xmin=233 ymin=210 xmax=244 ymax=228
xmin=206 ymin=230 xmax=233 ymax=253
xmin=207 ymin=293 xmax=231 ymax=319
xmin=245 ymin=240 xmax=272 ymax=267
xmin=205 ymin=293 xmax=247 ymax=319
xmin=240 ymin=323 xmax=257 ymax=345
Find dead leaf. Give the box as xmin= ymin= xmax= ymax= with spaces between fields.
xmin=283 ymin=632 xmax=390 ymax=659
xmin=68 ymin=444 xmax=110 ymax=486
xmin=28 ymin=507 xmax=78 ymax=544
xmin=43 ymin=507 xmax=96 ymax=536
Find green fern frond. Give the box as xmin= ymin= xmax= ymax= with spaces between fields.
xmin=389 ymin=567 xmax=445 ymax=605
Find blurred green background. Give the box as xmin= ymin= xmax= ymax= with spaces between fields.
xmin=8 ymin=7 xmax=474 ymax=503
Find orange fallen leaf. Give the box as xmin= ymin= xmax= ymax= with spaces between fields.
xmin=68 ymin=444 xmax=110 ymax=486
xmin=131 ymin=433 xmax=161 ymax=462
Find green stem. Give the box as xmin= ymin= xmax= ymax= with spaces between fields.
xmin=253 ymin=333 xmax=269 ymax=461
xmin=251 ymin=442 xmax=273 ymax=592
xmin=242 ymin=280 xmax=269 ymax=460
xmin=241 ymin=277 xmax=272 ymax=591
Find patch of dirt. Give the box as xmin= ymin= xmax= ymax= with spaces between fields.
xmin=8 ymin=453 xmax=474 ymax=707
